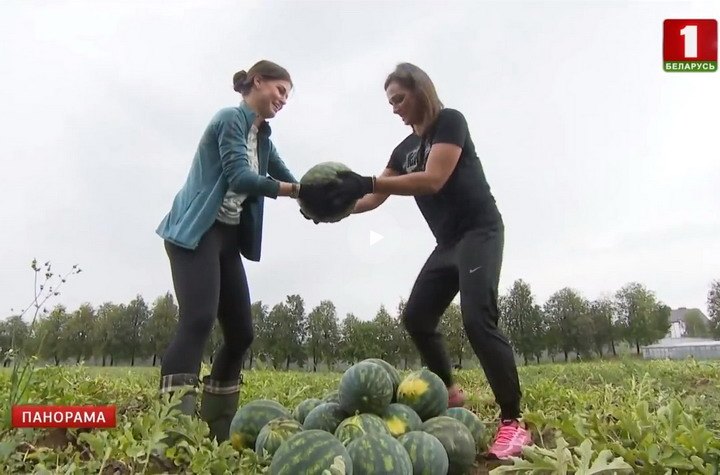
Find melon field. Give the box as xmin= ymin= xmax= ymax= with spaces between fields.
xmin=1 ymin=358 xmax=719 ymax=474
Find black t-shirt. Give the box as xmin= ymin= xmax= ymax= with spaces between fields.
xmin=387 ymin=108 xmax=502 ymax=245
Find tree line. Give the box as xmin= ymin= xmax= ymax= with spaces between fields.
xmin=2 ymin=261 xmax=719 ymax=370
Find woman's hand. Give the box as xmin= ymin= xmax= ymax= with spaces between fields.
xmin=327 ymin=171 xmax=375 ymax=203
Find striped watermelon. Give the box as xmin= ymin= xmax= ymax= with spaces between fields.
xmin=398 ymin=431 xmax=449 ymax=475
xmin=338 ymin=361 xmax=393 ymax=415
xmin=269 ymin=429 xmax=353 ymax=475
xmin=302 ymin=402 xmax=347 ymax=433
xmin=254 ymin=417 xmax=303 ymax=456
xmin=228 ymin=399 xmax=291 ymax=450
xmin=381 ymin=403 xmax=422 ymax=437
xmin=396 ymin=369 xmax=448 ymax=421
xmin=299 ymin=161 xmax=357 ymax=223
xmin=293 ymin=398 xmax=322 ymax=424
xmin=361 ymin=358 xmax=401 ymax=401
xmin=334 ymin=413 xmax=390 ymax=446
xmin=346 ymin=432 xmax=413 ymax=475
xmin=421 ymin=416 xmax=477 ymax=475
xmin=444 ymin=407 xmax=487 ymax=449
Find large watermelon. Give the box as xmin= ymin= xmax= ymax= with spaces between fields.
xmin=302 ymin=402 xmax=347 ymax=433
xmin=334 ymin=413 xmax=390 ymax=446
xmin=255 ymin=417 xmax=303 ymax=456
xmin=444 ymin=407 xmax=487 ymax=450
xmin=421 ymin=416 xmax=477 ymax=475
xmin=398 ymin=430 xmax=449 ymax=475
xmin=228 ymin=399 xmax=291 ymax=450
xmin=381 ymin=403 xmax=422 ymax=437
xmin=338 ymin=361 xmax=393 ymax=416
xmin=361 ymin=358 xmax=401 ymax=401
xmin=298 ymin=161 xmax=357 ymax=223
xmin=346 ymin=432 xmax=414 ymax=475
xmin=293 ymin=398 xmax=322 ymax=424
xmin=269 ymin=429 xmax=353 ymax=475
xmin=396 ymin=369 xmax=448 ymax=421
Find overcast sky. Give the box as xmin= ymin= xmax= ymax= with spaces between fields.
xmin=1 ymin=0 xmax=718 ymax=323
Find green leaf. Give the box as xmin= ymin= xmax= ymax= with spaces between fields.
xmin=662 ymin=454 xmax=695 ymax=470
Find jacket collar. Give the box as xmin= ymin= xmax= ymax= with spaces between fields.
xmin=239 ymin=100 xmax=272 ymax=136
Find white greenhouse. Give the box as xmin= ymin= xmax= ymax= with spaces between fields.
xmin=641 ymin=337 xmax=720 ymax=360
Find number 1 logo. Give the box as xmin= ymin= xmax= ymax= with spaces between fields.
xmin=663 ymin=19 xmax=717 ymax=72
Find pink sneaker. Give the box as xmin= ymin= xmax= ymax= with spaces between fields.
xmin=448 ymin=385 xmax=466 ymax=407
xmin=486 ymin=419 xmax=532 ymax=459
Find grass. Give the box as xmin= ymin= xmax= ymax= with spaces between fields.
xmin=1 ymin=358 xmax=719 ymax=473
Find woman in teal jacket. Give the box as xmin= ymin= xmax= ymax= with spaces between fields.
xmin=155 ymin=60 xmax=326 ymax=442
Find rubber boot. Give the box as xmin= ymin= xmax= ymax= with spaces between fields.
xmin=156 ymin=373 xmax=200 ymax=451
xmin=160 ymin=373 xmax=200 ymax=416
xmin=199 ymin=374 xmax=242 ymax=443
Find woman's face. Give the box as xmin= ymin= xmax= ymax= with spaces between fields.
xmin=252 ymin=78 xmax=291 ymax=119
xmin=386 ymin=81 xmax=420 ymax=126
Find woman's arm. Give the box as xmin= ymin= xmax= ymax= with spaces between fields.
xmin=215 ymin=109 xmax=285 ymax=198
xmin=267 ymin=140 xmax=298 ymax=184
xmin=373 ymin=143 xmax=462 ymax=196
xmin=352 ymin=167 xmax=398 ymax=213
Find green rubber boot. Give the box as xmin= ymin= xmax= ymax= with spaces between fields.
xmin=160 ymin=373 xmax=200 ymax=415
xmin=157 ymin=373 xmax=200 ymax=451
xmin=199 ymin=374 xmax=242 ymax=443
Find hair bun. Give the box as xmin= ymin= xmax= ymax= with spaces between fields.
xmin=233 ymin=70 xmax=248 ymax=92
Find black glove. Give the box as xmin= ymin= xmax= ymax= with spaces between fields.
xmin=329 ymin=170 xmax=374 ymax=202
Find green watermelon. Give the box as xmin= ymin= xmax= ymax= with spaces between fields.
xmin=444 ymin=407 xmax=487 ymax=449
xmin=322 ymin=390 xmax=340 ymax=404
xmin=338 ymin=361 xmax=393 ymax=415
xmin=361 ymin=358 xmax=401 ymax=401
xmin=229 ymin=399 xmax=291 ymax=450
xmin=398 ymin=431 xmax=449 ymax=475
xmin=421 ymin=416 xmax=477 ymax=475
xmin=293 ymin=398 xmax=322 ymax=424
xmin=298 ymin=161 xmax=357 ymax=223
xmin=381 ymin=403 xmax=422 ymax=437
xmin=346 ymin=432 xmax=414 ymax=475
xmin=269 ymin=429 xmax=353 ymax=475
xmin=334 ymin=413 xmax=390 ymax=446
xmin=255 ymin=417 xmax=303 ymax=456
xmin=302 ymin=402 xmax=347 ymax=433
xmin=396 ymin=369 xmax=448 ymax=421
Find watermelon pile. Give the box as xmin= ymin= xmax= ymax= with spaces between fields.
xmin=227 ymin=358 xmax=486 ymax=475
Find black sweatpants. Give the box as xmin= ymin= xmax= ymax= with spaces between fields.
xmin=160 ymin=220 xmax=254 ymax=383
xmin=401 ymin=223 xmax=522 ymax=420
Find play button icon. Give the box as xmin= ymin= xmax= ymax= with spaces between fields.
xmin=345 ymin=212 xmax=402 ymax=263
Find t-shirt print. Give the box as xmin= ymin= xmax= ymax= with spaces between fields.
xmin=403 ymin=140 xmax=432 ymax=173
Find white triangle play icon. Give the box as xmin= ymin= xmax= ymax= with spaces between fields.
xmin=369 ymin=230 xmax=384 ymax=246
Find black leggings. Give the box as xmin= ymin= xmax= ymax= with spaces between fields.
xmin=401 ymin=223 xmax=522 ymax=420
xmin=161 ymin=221 xmax=254 ymax=382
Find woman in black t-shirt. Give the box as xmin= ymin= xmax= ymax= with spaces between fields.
xmin=324 ymin=63 xmax=532 ymax=460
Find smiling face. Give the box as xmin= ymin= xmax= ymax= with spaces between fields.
xmin=386 ymin=80 xmax=422 ymax=126
xmin=251 ymin=77 xmax=291 ymax=119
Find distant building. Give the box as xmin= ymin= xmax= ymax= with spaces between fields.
xmin=667 ymin=307 xmax=709 ymax=338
